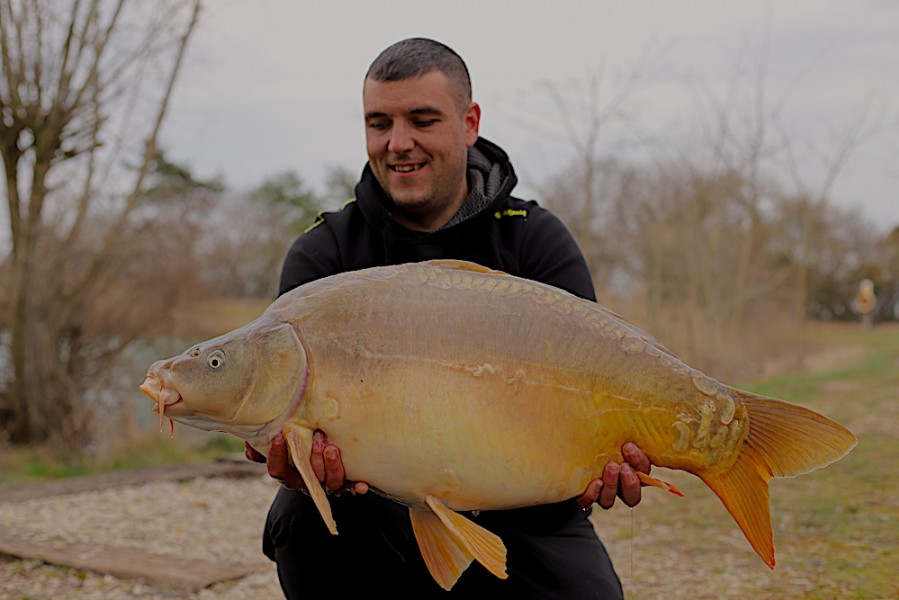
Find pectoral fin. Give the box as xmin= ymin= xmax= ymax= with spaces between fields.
xmin=409 ymin=495 xmax=507 ymax=590
xmin=283 ymin=425 xmax=337 ymax=535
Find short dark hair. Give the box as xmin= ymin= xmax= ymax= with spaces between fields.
xmin=366 ymin=38 xmax=472 ymax=112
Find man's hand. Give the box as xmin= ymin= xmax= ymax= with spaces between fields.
xmin=244 ymin=430 xmax=369 ymax=495
xmin=577 ymin=442 xmax=651 ymax=510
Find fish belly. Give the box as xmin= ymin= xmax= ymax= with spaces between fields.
xmin=309 ymin=366 xmax=607 ymax=510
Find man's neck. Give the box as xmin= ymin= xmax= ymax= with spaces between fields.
xmin=393 ymin=184 xmax=469 ymax=233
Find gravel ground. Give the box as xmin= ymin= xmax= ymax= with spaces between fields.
xmin=0 ymin=476 xmax=284 ymax=599
xmin=0 ymin=473 xmax=784 ymax=600
xmin=0 ymin=468 xmax=880 ymax=599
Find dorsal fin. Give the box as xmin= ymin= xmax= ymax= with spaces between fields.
xmin=419 ymin=259 xmax=506 ymax=275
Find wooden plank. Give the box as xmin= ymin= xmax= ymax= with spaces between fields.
xmin=0 ymin=525 xmax=263 ymax=590
xmin=0 ymin=459 xmax=266 ymax=503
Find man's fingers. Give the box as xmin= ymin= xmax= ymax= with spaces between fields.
xmin=266 ymin=434 xmax=305 ymax=490
xmin=598 ymin=462 xmax=620 ymax=509
xmin=618 ymin=463 xmax=642 ymax=507
xmin=311 ymin=430 xmax=327 ymax=483
xmin=578 ymin=479 xmax=602 ymax=510
xmin=244 ymin=442 xmax=265 ymax=464
xmin=265 ymin=429 xmax=360 ymax=494
xmin=323 ymin=445 xmax=346 ymax=491
xmin=266 ymin=433 xmax=288 ymax=473
xmin=622 ymin=442 xmax=651 ymax=475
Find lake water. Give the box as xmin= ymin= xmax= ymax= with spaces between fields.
xmin=0 ymin=332 xmax=209 ymax=442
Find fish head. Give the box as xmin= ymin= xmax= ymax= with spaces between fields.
xmin=139 ymin=320 xmax=307 ymax=439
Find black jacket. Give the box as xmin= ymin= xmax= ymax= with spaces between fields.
xmin=279 ymin=137 xmax=595 ymax=302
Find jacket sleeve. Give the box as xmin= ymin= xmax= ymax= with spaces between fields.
xmin=518 ymin=206 xmax=597 ymax=302
xmin=278 ymin=222 xmax=343 ymax=296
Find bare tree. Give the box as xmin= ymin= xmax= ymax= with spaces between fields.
xmin=531 ymin=47 xmax=663 ymax=294
xmin=779 ymin=103 xmax=878 ymax=329
xmin=876 ymin=227 xmax=899 ymax=320
xmin=0 ymin=0 xmax=201 ymax=446
xmin=533 ymin=25 xmax=885 ymax=379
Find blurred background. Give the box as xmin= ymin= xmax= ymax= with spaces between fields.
xmin=1 ymin=0 xmax=897 ymax=456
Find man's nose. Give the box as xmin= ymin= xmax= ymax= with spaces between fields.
xmin=387 ymin=122 xmax=415 ymax=153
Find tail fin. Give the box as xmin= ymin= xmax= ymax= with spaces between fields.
xmin=700 ymin=390 xmax=857 ymax=568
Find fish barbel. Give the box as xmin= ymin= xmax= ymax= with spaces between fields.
xmin=139 ymin=259 xmax=857 ymax=590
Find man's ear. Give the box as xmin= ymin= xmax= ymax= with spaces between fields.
xmin=464 ymin=102 xmax=481 ymax=147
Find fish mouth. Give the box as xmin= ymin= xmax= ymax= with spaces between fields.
xmin=140 ymin=374 xmax=184 ymax=431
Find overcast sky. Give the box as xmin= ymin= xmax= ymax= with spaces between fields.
xmin=164 ymin=0 xmax=899 ymax=231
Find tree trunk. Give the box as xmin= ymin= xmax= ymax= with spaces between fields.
xmin=1 ymin=0 xmax=201 ymax=447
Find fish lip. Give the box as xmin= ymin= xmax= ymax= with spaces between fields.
xmin=151 ymin=396 xmax=183 ymax=413
xmin=139 ymin=376 xmax=162 ymax=401
xmin=140 ymin=373 xmax=184 ymax=421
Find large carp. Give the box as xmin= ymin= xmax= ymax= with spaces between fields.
xmin=139 ymin=260 xmax=856 ymax=590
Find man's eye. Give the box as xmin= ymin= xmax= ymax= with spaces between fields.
xmin=414 ymin=119 xmax=437 ymax=127
xmin=368 ymin=122 xmax=388 ymax=131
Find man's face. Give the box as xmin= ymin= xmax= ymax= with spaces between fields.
xmin=363 ymin=71 xmax=480 ymax=231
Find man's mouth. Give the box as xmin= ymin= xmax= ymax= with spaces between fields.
xmin=390 ymin=163 xmax=425 ymax=173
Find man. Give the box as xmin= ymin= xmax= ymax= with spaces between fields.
xmin=249 ymin=38 xmax=652 ymax=599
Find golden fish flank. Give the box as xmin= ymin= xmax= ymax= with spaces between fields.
xmin=139 ymin=259 xmax=857 ymax=591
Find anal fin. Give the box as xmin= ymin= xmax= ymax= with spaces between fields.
xmin=410 ymin=495 xmax=507 ymax=590
xmin=283 ymin=426 xmax=337 ymax=535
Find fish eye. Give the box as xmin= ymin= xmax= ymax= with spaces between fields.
xmin=207 ymin=350 xmax=226 ymax=369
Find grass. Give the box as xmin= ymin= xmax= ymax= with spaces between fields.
xmin=597 ymin=321 xmax=899 ymax=599
xmin=0 ymin=431 xmax=244 ymax=486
